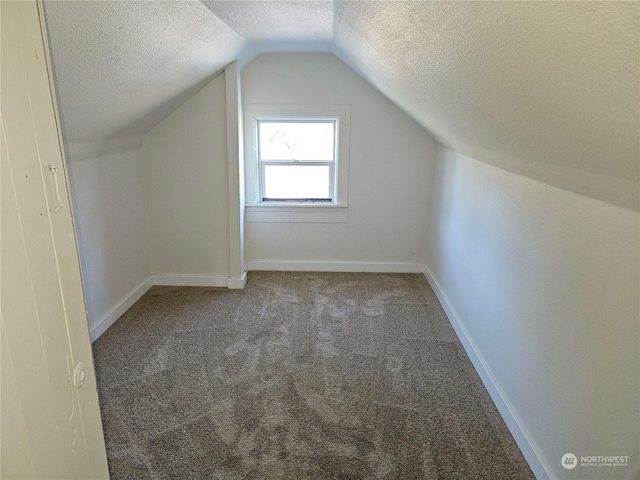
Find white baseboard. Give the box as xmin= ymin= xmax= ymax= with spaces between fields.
xmin=246 ymin=261 xmax=425 ymax=273
xmin=91 ymin=266 xmax=420 ymax=341
xmin=227 ymin=272 xmax=248 ymax=289
xmin=422 ymin=265 xmax=553 ymax=480
xmin=89 ymin=276 xmax=154 ymax=342
xmin=153 ymin=274 xmax=229 ymax=287
xmin=90 ymin=274 xmax=244 ymax=342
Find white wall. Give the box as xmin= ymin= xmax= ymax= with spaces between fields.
xmin=425 ymin=147 xmax=639 ymax=479
xmin=242 ymin=53 xmax=437 ymax=270
xmin=140 ymin=72 xmax=230 ymax=283
xmin=67 ymin=148 xmax=151 ymax=338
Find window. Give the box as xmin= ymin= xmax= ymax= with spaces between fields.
xmin=258 ymin=120 xmax=336 ymax=202
xmin=245 ymin=104 xmax=351 ymax=223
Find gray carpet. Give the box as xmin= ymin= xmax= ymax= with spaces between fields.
xmin=93 ymin=272 xmax=534 ymax=479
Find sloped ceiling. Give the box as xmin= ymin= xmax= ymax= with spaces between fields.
xmin=44 ymin=1 xmax=639 ymax=209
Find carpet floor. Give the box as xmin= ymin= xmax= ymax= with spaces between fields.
xmin=93 ymin=271 xmax=534 ymax=479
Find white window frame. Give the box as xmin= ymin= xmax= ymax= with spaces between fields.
xmin=244 ymin=104 xmax=351 ymax=223
xmin=258 ymin=118 xmax=336 ymax=202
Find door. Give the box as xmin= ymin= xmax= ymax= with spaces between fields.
xmin=1 ymin=1 xmax=109 ymax=478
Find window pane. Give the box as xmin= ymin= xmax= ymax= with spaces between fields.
xmin=263 ymin=165 xmax=331 ymax=200
xmin=259 ymin=122 xmax=335 ymax=161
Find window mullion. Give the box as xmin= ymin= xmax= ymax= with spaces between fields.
xmin=260 ymin=160 xmax=334 ymax=167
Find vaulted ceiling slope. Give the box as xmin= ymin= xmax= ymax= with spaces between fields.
xmin=44 ymin=1 xmax=639 ymax=209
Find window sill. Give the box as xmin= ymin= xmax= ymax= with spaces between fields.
xmin=245 ymin=204 xmax=348 ymax=223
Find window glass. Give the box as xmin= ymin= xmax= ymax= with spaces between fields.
xmin=258 ymin=122 xmax=335 ymax=161
xmin=263 ymin=165 xmax=331 ymax=200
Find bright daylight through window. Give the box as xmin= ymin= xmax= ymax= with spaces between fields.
xmin=244 ymin=104 xmax=350 ymax=223
xmin=258 ymin=121 xmax=336 ymax=202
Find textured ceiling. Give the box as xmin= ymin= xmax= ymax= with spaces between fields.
xmin=44 ymin=1 xmax=639 ymax=209
xmin=333 ymin=1 xmax=640 ymax=209
xmin=44 ymin=0 xmax=246 ymax=143
xmin=202 ymin=0 xmax=334 ymax=42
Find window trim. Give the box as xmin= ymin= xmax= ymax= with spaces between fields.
xmin=244 ymin=104 xmax=351 ymax=223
